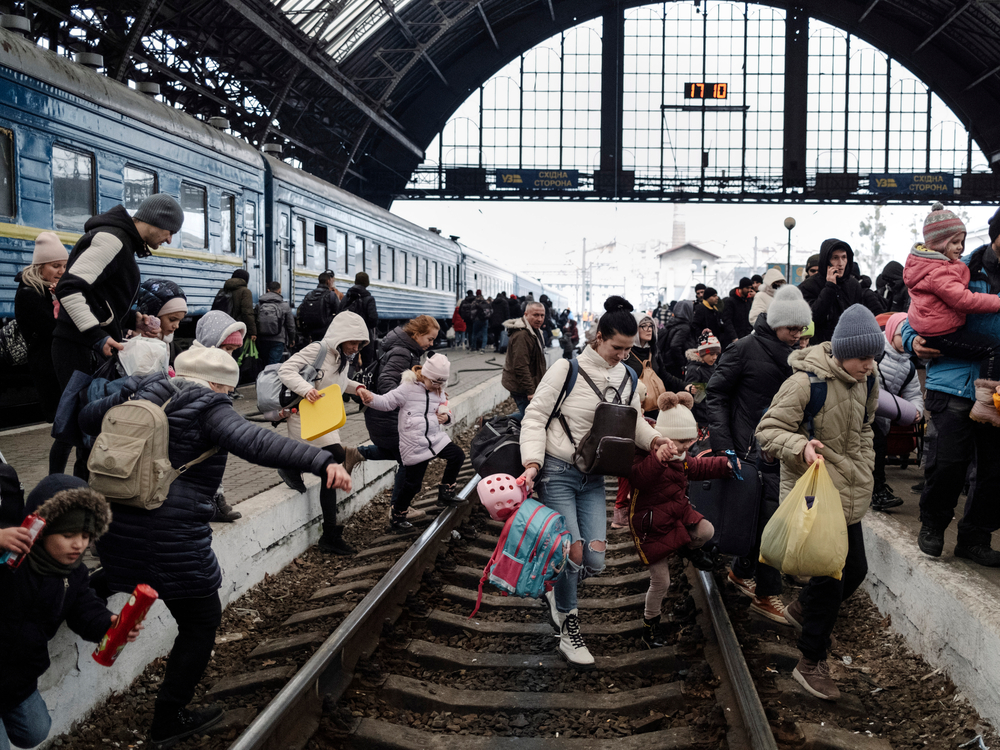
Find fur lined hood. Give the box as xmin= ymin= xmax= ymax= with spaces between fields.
xmin=685 ymin=348 xmax=704 ymax=363
xmin=28 ymin=481 xmax=112 ymax=540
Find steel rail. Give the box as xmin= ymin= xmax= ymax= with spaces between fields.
xmin=228 ymin=474 xmax=480 ymax=750
xmin=695 ymin=569 xmax=779 ymax=750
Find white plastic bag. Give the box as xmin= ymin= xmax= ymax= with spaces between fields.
xmin=120 ymin=336 xmax=170 ymax=377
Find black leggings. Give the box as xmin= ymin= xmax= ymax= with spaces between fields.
xmin=392 ymin=443 xmax=466 ymax=515
xmin=923 ymin=328 xmax=1000 ymax=381
xmin=157 ymin=592 xmax=223 ymax=712
xmin=318 ymin=444 xmax=346 ymax=536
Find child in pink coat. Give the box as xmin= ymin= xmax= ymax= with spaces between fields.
xmin=903 ymin=203 xmax=1000 ymax=425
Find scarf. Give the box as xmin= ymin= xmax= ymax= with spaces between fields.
xmin=26 ymin=542 xmax=81 ymax=578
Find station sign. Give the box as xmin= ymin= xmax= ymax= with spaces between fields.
xmin=496 ymin=169 xmax=579 ymax=190
xmin=869 ymin=173 xmax=954 ymax=195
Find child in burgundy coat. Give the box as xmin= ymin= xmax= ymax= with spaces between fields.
xmin=623 ymin=391 xmax=735 ymax=648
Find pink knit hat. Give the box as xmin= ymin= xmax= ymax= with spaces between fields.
xmin=33 ymin=232 xmax=68 ymax=265
xmin=421 ymin=354 xmax=450 ymax=384
xmin=923 ymin=202 xmax=966 ymax=251
xmin=884 ymin=312 xmax=908 ymax=344
xmin=221 ymin=329 xmax=244 ymax=349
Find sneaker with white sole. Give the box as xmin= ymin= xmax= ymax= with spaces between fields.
xmin=544 ymin=588 xmax=565 ymax=632
xmin=749 ymin=595 xmax=787 ymax=623
xmin=792 ymin=657 xmax=840 ymax=701
xmin=558 ymin=611 xmax=595 ymax=668
xmin=727 ymin=569 xmax=756 ymax=598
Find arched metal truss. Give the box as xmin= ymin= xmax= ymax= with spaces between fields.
xmin=6 ymin=0 xmax=1000 ymax=207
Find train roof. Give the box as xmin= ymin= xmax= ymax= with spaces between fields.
xmin=0 ymin=28 xmax=261 ymax=169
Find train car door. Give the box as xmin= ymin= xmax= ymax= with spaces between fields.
xmin=276 ymin=205 xmax=293 ymax=304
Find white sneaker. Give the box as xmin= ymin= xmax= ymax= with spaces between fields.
xmin=544 ymin=588 xmax=564 ymax=632
xmin=558 ymin=611 xmax=595 ymax=668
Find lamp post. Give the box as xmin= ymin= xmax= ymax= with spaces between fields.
xmin=784 ymin=216 xmax=796 ymax=280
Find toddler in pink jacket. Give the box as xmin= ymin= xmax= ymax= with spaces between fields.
xmin=903 ymin=203 xmax=1000 ymax=426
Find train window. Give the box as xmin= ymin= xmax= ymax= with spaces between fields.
xmin=423 ymin=258 xmax=429 ymax=288
xmin=220 ymin=194 xmax=235 ymax=253
xmin=180 ymin=183 xmax=207 ymax=249
xmin=0 ymin=128 xmax=13 ymax=218
xmin=397 ymin=251 xmax=406 ymax=284
xmin=278 ymin=212 xmax=289 ymax=265
xmin=406 ymin=254 xmax=416 ymax=286
xmin=52 ymin=145 xmax=94 ymax=231
xmin=122 ymin=165 xmax=156 ymax=214
xmin=336 ymin=231 xmax=347 ymax=274
xmin=432 ymin=261 xmax=438 ymax=290
xmin=354 ymin=235 xmax=365 ymax=273
xmin=293 ymin=217 xmax=306 ymax=268
xmin=380 ymin=245 xmax=390 ymax=280
xmin=244 ymin=201 xmax=257 ymax=258
xmin=414 ymin=256 xmax=420 ymax=287
xmin=447 ymin=266 xmax=452 ymax=292
xmin=314 ymin=225 xmax=327 ymax=268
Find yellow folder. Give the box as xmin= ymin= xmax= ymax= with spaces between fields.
xmin=298 ymin=384 xmax=346 ymax=441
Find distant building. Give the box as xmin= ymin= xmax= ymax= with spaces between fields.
xmin=655 ymin=242 xmax=720 ymax=302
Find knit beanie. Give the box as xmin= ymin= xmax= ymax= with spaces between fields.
xmin=174 ymin=346 xmax=240 ymax=388
xmin=739 ymin=277 xmax=752 ymax=289
xmin=137 ymin=278 xmax=187 ymax=317
xmin=221 ymin=330 xmax=244 ymax=349
xmin=766 ymin=285 xmax=812 ymax=329
xmin=883 ymin=312 xmax=908 ymax=345
xmin=695 ymin=283 xmax=706 ymax=292
xmin=697 ymin=330 xmax=721 ymax=355
xmin=421 ymin=353 xmax=450 ymax=384
xmin=806 ymin=254 xmax=820 ymax=271
xmin=989 ymin=207 xmax=1000 ymax=244
xmin=830 ymin=304 xmax=884 ymax=360
xmin=32 ymin=231 xmax=68 ymax=265
xmin=654 ymin=392 xmax=698 ymax=441
xmin=355 ymin=271 xmax=370 ymax=287
xmin=232 ymin=269 xmax=250 ymax=282
xmin=923 ymin=202 xmax=966 ymax=251
xmin=802 ymin=320 xmax=815 ymax=338
xmin=133 ymin=193 xmax=184 ymax=233
xmin=703 ymin=287 xmax=718 ymax=300
xmin=25 ymin=475 xmax=111 ymax=539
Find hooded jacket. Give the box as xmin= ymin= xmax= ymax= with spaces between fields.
xmin=459 ymin=292 xmax=476 ymax=324
xmin=363 ymin=325 xmax=428 ymax=449
xmin=366 ymin=371 xmax=453 ymax=465
xmin=748 ymin=268 xmax=785 ymax=326
xmin=623 ymin=450 xmax=730 ymax=565
xmin=876 ymin=340 xmax=924 ymax=434
xmin=14 ymin=272 xmax=61 ymax=421
xmin=875 ymin=260 xmax=909 ymax=313
xmin=279 ymin=312 xmax=369 ymax=448
xmin=755 ymin=342 xmax=879 ymax=526
xmin=53 ymin=205 xmax=147 ymax=349
xmin=501 ymin=316 xmax=547 ymax=395
xmin=902 ymin=242 xmax=1000 ymax=337
xmin=222 ymin=277 xmax=256 ymax=337
xmin=256 ymin=291 xmax=296 ymax=345
xmin=797 ymin=239 xmax=885 ymax=343
xmin=80 ymin=374 xmax=334 ymax=598
xmin=692 ymin=298 xmax=729 ymax=344
xmin=0 ymin=480 xmax=113 ymax=713
xmin=451 ymin=306 xmax=466 ymax=333
xmin=339 ymin=284 xmax=379 ymax=332
xmin=722 ymin=288 xmax=753 ymax=340
xmin=658 ymin=300 xmax=697 ymax=378
xmin=490 ymin=293 xmax=509 ymax=328
xmin=707 ymin=313 xmax=794 ymax=461
xmin=684 ymin=349 xmax=716 ymax=424
xmin=194 ymin=310 xmax=246 ymax=349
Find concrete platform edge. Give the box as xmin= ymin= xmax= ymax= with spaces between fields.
xmin=861 ymin=512 xmax=1000 ymax=730
xmin=36 ymin=364 xmax=513 ymax=746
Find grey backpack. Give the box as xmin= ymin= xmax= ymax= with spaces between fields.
xmin=88 ymin=397 xmax=217 ymax=510
xmin=256 ymin=343 xmax=328 ymax=417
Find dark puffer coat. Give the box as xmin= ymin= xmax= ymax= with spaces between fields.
xmin=80 ymin=375 xmax=334 ymax=599
xmin=364 ymin=326 xmax=427 ymax=450
xmin=721 ymin=288 xmax=753 ymax=340
xmin=623 ymin=450 xmax=730 ymax=565
xmin=657 ymin=300 xmax=697 ymax=379
xmin=683 ymin=350 xmax=716 ymax=424
xmin=797 ymin=238 xmax=885 ymax=343
xmin=693 ymin=300 xmax=730 ymax=345
xmin=707 ymin=313 xmax=795 ymax=462
xmin=14 ymin=273 xmax=61 ymax=422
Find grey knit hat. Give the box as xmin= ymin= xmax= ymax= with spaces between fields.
xmin=133 ymin=193 xmax=184 ymax=233
xmin=766 ymin=285 xmax=812 ymax=329
xmin=831 ymin=304 xmax=883 ymax=360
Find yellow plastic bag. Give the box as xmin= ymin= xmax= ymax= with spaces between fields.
xmin=759 ymin=459 xmax=848 ymax=580
xmin=298 ymin=384 xmax=346 ymax=441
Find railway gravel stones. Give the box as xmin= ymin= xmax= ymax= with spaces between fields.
xmin=205 ymin=666 xmax=296 ymax=698
xmin=799 ymin=722 xmax=893 ymax=749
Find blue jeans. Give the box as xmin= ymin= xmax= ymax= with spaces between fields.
xmin=510 ymin=391 xmax=531 ymax=422
xmin=0 ymin=691 xmax=51 ymax=750
xmin=454 ymin=331 xmax=466 ymax=348
xmin=472 ymin=320 xmax=487 ymax=351
xmin=536 ymin=455 xmax=607 ymax=613
xmin=258 ymin=340 xmax=285 ymax=366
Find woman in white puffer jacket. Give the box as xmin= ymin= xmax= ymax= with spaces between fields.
xmin=517 ymin=296 xmax=677 ymax=669
xmin=748 ymin=267 xmax=786 ymax=326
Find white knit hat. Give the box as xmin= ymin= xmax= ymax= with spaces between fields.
xmin=33 ymin=232 xmax=68 ymax=265
xmin=766 ymin=285 xmax=812 ymax=329
xmin=421 ymin=354 xmax=451 ymax=384
xmin=174 ymin=347 xmax=239 ymax=388
xmin=654 ymin=392 xmax=698 ymax=441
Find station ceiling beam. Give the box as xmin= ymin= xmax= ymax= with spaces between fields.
xmin=476 ymin=3 xmax=499 ymax=50
xmin=111 ymin=0 xmax=163 ymax=81
xmin=914 ymin=0 xmax=973 ymax=53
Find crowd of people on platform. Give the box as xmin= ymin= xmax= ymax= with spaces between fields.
xmin=4 ymin=195 xmax=1000 ymax=746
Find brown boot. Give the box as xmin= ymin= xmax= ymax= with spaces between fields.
xmin=793 ymin=657 xmax=840 ymax=701
xmin=343 ymin=446 xmax=366 ymax=474
xmin=969 ymin=379 xmax=1000 ymax=427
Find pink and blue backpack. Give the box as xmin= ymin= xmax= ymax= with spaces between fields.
xmin=470 ymin=497 xmax=571 ymax=617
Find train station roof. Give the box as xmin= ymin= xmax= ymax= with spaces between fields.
xmin=18 ymin=0 xmax=1000 ymax=202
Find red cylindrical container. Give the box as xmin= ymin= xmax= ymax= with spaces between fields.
xmin=92 ymin=584 xmax=159 ymax=667
xmin=2 ymin=514 xmax=46 ymax=569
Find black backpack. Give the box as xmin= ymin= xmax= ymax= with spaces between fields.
xmin=470 ymin=415 xmax=524 ymax=478
xmin=0 ymin=454 xmax=25 ymax=528
xmin=257 ymin=300 xmax=283 ymax=337
xmin=211 ymin=289 xmax=233 ymax=316
xmin=297 ymin=289 xmax=331 ymax=331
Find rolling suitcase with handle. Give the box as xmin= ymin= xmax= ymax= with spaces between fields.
xmin=687 ymin=461 xmax=762 ymax=558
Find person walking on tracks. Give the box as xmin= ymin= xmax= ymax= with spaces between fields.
xmin=517 ymin=296 xmax=678 ymax=668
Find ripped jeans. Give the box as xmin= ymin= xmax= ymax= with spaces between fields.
xmin=537 ymin=455 xmax=607 ymax=614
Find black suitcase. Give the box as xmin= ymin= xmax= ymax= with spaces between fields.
xmin=470 ymin=415 xmax=523 ymax=478
xmin=687 ymin=466 xmax=762 ymax=558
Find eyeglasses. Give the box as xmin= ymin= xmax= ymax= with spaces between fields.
xmin=639 ymin=323 xmax=654 ymax=330
xmin=784 ymin=326 xmax=807 ymax=334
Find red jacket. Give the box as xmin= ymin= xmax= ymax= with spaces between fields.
xmin=452 ymin=306 xmax=467 ymax=332
xmin=903 ymin=243 xmax=1000 ymax=336
xmin=623 ymin=450 xmax=730 ymax=565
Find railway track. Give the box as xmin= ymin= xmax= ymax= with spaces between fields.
xmin=222 ymin=470 xmax=777 ymax=750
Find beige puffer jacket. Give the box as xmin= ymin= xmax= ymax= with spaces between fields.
xmin=279 ymin=311 xmax=369 ymax=448
xmin=755 ymin=342 xmax=878 ymax=525
xmin=520 ymin=345 xmax=660 ymax=470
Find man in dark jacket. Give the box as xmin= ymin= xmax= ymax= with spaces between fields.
xmin=256 ymin=281 xmax=296 ymax=365
xmin=721 ymin=277 xmax=754 ymax=340
xmin=507 ymin=293 xmax=521 ymax=320
xmin=458 ymin=290 xmax=476 ymax=330
xmin=657 ymin=299 xmax=697 ymax=379
xmin=217 ymin=270 xmax=257 ymax=343
xmin=875 ymin=260 xmax=910 ymax=313
xmin=797 ymin=238 xmax=884 ymax=343
xmin=339 ymin=272 xmax=379 ymax=365
xmin=692 ymin=287 xmax=732 ymax=344
xmin=489 ymin=291 xmax=509 ymax=350
xmin=52 ymin=193 xmax=183 ymax=387
xmin=502 ymin=302 xmax=548 ymax=419
xmin=297 ymin=272 xmax=342 ymax=344
xmin=707 ymin=284 xmax=814 ymax=622
xmin=470 ymin=290 xmax=492 ymax=352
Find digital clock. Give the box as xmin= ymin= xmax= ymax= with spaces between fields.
xmin=684 ymin=82 xmax=728 ymax=100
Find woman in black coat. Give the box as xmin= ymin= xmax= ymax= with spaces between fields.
xmin=80 ymin=347 xmax=349 ymax=746
xmin=14 ymin=232 xmax=71 ymax=473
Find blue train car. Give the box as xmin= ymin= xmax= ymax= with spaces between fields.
xmin=264 ymin=155 xmax=460 ymax=326
xmin=458 ymin=245 xmax=515 ymax=299
xmin=0 ymin=28 xmax=266 ymax=317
